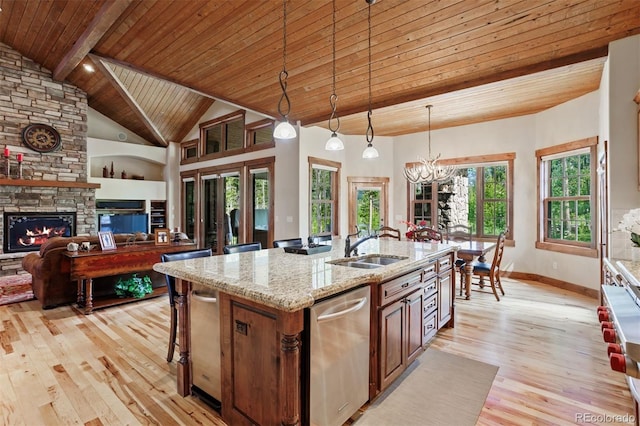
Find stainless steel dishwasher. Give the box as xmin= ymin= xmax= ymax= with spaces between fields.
xmin=309 ymin=285 xmax=371 ymax=426
xmin=190 ymin=283 xmax=221 ymax=404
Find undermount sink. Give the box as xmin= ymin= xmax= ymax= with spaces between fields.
xmin=336 ymin=261 xmax=383 ymax=269
xmin=328 ymin=254 xmax=408 ymax=269
xmin=355 ymin=255 xmax=407 ymax=265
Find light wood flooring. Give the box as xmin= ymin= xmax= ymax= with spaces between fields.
xmin=0 ymin=277 xmax=634 ymax=425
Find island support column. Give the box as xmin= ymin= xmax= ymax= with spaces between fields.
xmin=175 ymin=278 xmax=192 ymax=396
xmin=280 ymin=312 xmax=304 ymax=426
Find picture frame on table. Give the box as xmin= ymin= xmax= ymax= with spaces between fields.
xmin=155 ymin=228 xmax=170 ymax=245
xmin=98 ymin=231 xmax=116 ymax=250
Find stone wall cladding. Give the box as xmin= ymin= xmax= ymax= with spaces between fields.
xmin=0 ymin=42 xmax=95 ymax=276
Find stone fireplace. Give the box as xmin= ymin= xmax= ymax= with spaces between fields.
xmin=3 ymin=212 xmax=76 ymax=254
xmin=0 ymin=42 xmax=95 ymax=276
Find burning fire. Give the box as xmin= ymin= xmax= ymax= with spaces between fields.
xmin=18 ymin=226 xmax=67 ymax=246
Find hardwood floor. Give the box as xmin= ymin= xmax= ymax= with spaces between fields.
xmin=0 ymin=277 xmax=634 ymax=425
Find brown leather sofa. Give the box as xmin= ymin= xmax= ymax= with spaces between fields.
xmin=22 ymin=233 xmax=152 ymax=309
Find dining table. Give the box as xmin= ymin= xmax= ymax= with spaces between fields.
xmin=455 ymin=240 xmax=497 ymax=300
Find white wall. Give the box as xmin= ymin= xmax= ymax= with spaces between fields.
xmin=394 ymin=92 xmax=601 ymax=290
xmin=534 ymin=91 xmax=601 ymax=288
xmin=607 ymin=34 xmax=640 ymax=260
xmin=297 ymin=126 xmax=395 ymax=239
xmin=88 ymin=108 xmax=149 ymax=145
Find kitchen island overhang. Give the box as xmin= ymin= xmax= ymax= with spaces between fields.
xmin=153 ymin=238 xmax=457 ymax=425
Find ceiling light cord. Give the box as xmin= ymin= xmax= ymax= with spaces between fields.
xmin=362 ymin=0 xmax=379 ymax=159
xmin=274 ymin=0 xmax=296 ymax=140
xmin=326 ymin=0 xmax=344 ymax=150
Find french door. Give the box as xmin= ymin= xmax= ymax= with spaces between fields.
xmin=347 ymin=177 xmax=389 ymax=236
xmin=181 ymin=157 xmax=274 ymax=253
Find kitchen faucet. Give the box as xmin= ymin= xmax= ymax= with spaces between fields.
xmin=344 ymin=232 xmax=378 ymax=257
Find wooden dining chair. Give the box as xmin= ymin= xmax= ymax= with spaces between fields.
xmin=378 ymin=226 xmax=401 ymax=240
xmin=223 ymin=242 xmax=262 ymax=254
xmin=469 ymin=232 xmax=506 ymax=301
xmin=273 ymin=238 xmax=303 ymax=248
xmin=445 ymin=224 xmax=472 ymax=295
xmin=161 ymin=248 xmax=212 ymax=362
xmin=412 ymin=227 xmax=443 ymax=242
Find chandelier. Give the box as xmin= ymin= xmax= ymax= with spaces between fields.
xmin=403 ymin=105 xmax=456 ymax=184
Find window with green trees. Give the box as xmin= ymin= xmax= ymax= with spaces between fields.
xmin=536 ymin=137 xmax=597 ymax=255
xmin=309 ymin=157 xmax=340 ymax=236
xmin=463 ymin=165 xmax=508 ymax=238
xmin=407 ymin=153 xmax=513 ymax=240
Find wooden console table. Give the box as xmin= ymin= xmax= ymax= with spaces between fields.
xmin=64 ymin=242 xmax=196 ymax=314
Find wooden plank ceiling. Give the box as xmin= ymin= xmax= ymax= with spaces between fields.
xmin=1 ymin=0 xmax=639 ymax=147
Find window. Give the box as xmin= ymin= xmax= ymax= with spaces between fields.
xmin=407 ymin=153 xmax=514 ymax=240
xmin=309 ymin=157 xmax=340 ymax=236
xmin=536 ymin=137 xmax=598 ymax=257
xmin=181 ymin=139 xmax=198 ymax=163
xmin=200 ymin=111 xmax=245 ymax=157
xmin=465 ymin=165 xmax=509 ymax=238
xmin=246 ymin=119 xmax=275 ymax=150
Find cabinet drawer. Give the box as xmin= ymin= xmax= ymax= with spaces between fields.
xmin=380 ymin=271 xmax=422 ymax=305
xmin=423 ymin=292 xmax=437 ymax=316
xmin=437 ymin=255 xmax=452 ymax=273
xmin=423 ymin=277 xmax=437 ymax=297
xmin=422 ymin=261 xmax=437 ymax=282
xmin=423 ymin=310 xmax=437 ymax=342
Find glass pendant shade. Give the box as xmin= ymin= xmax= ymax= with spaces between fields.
xmin=325 ymin=132 xmax=344 ymax=150
xmin=273 ymin=120 xmax=296 ymax=139
xmin=362 ymin=143 xmax=379 ymax=159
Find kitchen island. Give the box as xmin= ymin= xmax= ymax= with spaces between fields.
xmin=153 ymin=238 xmax=456 ymax=425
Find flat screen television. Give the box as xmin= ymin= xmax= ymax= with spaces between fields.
xmin=98 ymin=213 xmax=149 ymax=234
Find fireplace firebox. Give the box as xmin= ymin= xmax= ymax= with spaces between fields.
xmin=3 ymin=212 xmax=76 ymax=253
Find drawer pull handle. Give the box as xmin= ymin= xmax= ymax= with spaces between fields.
xmin=401 ymin=282 xmax=409 ymax=288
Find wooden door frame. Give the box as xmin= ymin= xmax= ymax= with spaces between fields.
xmin=347 ymin=176 xmax=390 ymax=235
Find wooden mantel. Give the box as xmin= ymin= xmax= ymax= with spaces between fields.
xmin=0 ymin=178 xmax=100 ymax=189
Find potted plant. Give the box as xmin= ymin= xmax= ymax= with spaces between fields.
xmin=114 ymin=274 xmax=153 ymax=299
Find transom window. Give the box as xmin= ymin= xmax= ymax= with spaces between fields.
xmin=201 ymin=111 xmax=245 ymax=156
xmin=536 ymin=137 xmax=597 ymax=257
xmin=246 ymin=119 xmax=275 ymax=150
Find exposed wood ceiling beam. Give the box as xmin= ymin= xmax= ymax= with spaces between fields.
xmin=53 ymin=0 xmax=133 ymax=82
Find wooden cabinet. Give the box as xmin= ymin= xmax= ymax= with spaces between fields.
xmin=437 ymin=254 xmax=454 ymax=329
xmin=378 ymin=269 xmax=424 ymax=391
xmin=375 ymin=252 xmax=455 ymax=393
xmin=150 ymin=200 xmax=167 ymax=232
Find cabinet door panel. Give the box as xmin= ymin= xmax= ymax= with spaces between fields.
xmin=406 ymin=291 xmax=424 ymax=364
xmin=231 ymin=303 xmax=279 ymax=425
xmin=379 ymin=300 xmax=405 ymax=390
xmin=438 ymin=268 xmax=453 ymax=328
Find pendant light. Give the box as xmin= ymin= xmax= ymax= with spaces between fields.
xmin=403 ymin=105 xmax=457 ymax=184
xmin=273 ymin=0 xmax=296 ymax=140
xmin=362 ymin=0 xmax=379 ymax=159
xmin=325 ymin=0 xmax=344 ymax=151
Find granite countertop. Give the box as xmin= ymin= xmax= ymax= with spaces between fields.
xmin=153 ymin=238 xmax=456 ymax=312
xmin=615 ymin=260 xmax=640 ymax=286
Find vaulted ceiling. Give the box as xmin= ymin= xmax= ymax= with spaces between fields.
xmin=1 ymin=0 xmax=639 ymax=147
